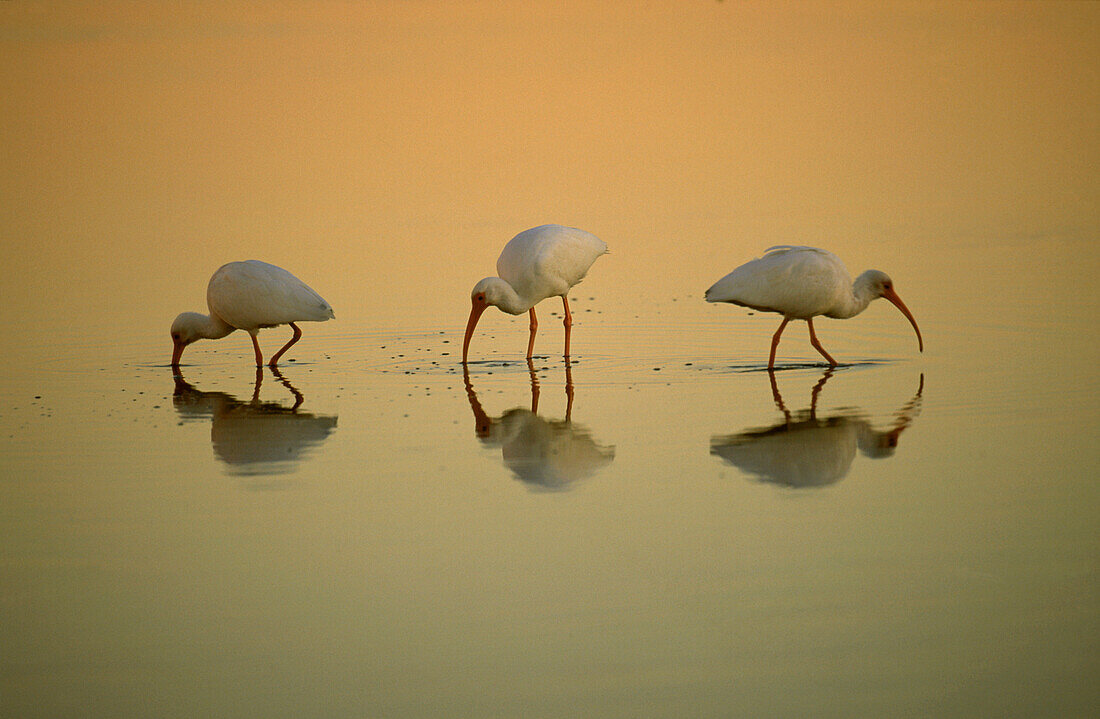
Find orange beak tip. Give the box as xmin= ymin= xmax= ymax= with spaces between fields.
xmin=884 ymin=289 xmax=922 ymax=356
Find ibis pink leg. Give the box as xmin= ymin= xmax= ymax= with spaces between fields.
xmin=250 ymin=333 xmax=264 ymax=367
xmin=806 ymin=319 xmax=837 ymax=367
xmin=526 ymin=308 xmax=538 ymax=360
xmin=768 ymin=318 xmax=791 ymax=370
xmin=562 ymin=296 xmax=573 ymax=358
xmin=269 ymin=322 xmax=302 ymax=367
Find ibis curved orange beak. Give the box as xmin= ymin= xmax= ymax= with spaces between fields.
xmin=462 ymin=297 xmax=488 ymax=363
xmin=882 ymin=287 xmax=923 ymax=353
xmin=171 ymin=338 xmax=186 ymax=367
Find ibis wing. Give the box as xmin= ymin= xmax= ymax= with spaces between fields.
xmin=705 ymin=247 xmax=848 ymax=318
xmin=498 ymin=225 xmax=606 ymax=303
xmin=208 ymin=261 xmax=334 ymax=330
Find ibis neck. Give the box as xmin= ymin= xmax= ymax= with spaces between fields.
xmin=828 ymin=274 xmax=878 ymax=319
xmin=490 ymin=280 xmax=531 ymax=315
xmin=197 ymin=312 xmax=237 ymax=340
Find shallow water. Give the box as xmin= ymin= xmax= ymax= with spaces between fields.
xmin=2 ymin=3 xmax=1098 ymax=718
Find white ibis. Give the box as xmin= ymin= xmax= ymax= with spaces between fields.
xmin=170 ymin=260 xmax=334 ymax=368
xmin=463 ymin=224 xmax=607 ymax=362
xmin=705 ymin=246 xmax=923 ymax=368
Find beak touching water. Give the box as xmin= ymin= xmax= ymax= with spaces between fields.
xmin=462 ymin=295 xmax=489 ymax=363
xmin=171 ymin=338 xmax=186 ymax=367
xmin=882 ymin=287 xmax=923 ymax=353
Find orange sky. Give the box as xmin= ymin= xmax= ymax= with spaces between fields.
xmin=1 ymin=1 xmax=1097 ymax=339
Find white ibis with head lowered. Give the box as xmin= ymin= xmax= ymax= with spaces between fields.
xmin=463 ymin=224 xmax=607 ymax=362
xmin=705 ymin=246 xmax=922 ymax=369
xmin=171 ymin=260 xmax=334 ymax=368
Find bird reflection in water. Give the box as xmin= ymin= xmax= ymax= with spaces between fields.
xmin=711 ymin=370 xmax=923 ymax=488
xmin=172 ymin=367 xmax=337 ymax=481
xmin=463 ymin=361 xmax=615 ymax=491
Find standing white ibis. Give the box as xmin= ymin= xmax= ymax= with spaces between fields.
xmin=170 ymin=260 xmax=334 ymax=368
xmin=705 ymin=246 xmax=922 ymax=369
xmin=463 ymin=224 xmax=607 ymax=362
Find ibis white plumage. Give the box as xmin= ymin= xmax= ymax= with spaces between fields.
xmin=170 ymin=260 xmax=334 ymax=367
xmin=463 ymin=225 xmax=607 ymax=362
xmin=705 ymin=246 xmax=922 ymax=369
